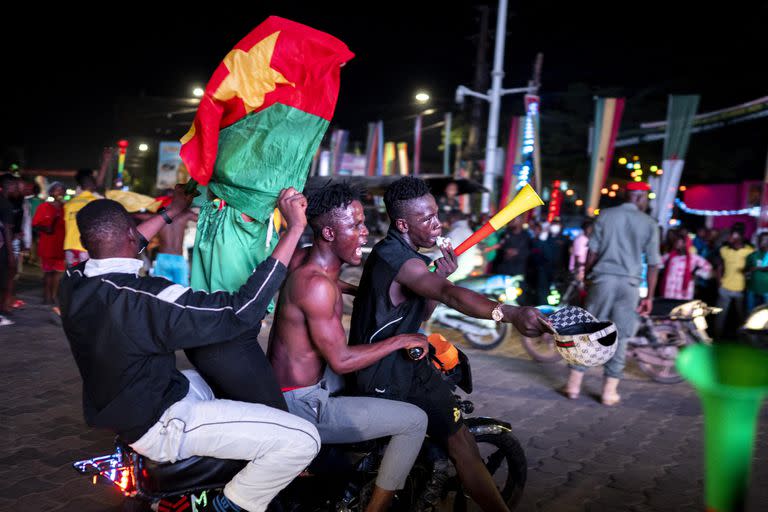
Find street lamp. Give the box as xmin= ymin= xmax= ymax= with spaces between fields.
xmin=192 ymin=87 xmax=204 ymax=98
xmin=415 ymin=91 xmax=430 ymax=104
xmin=138 ymin=143 xmax=149 ymax=152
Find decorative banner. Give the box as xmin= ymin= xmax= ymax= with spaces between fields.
xmin=383 ymin=142 xmax=396 ymax=175
xmin=413 ymin=115 xmax=422 ymax=175
xmin=376 ymin=121 xmax=384 ymax=176
xmin=616 ymin=95 xmax=768 ymax=147
xmin=397 ymin=142 xmax=409 ymax=175
xmin=156 ymin=142 xmax=184 ymax=190
xmin=117 ymin=139 xmax=129 ymax=187
xmin=330 ymin=129 xmax=349 ymax=175
xmin=525 ymin=95 xmax=543 ymax=195
xmin=364 ymin=122 xmax=377 ymax=176
xmin=654 ymin=95 xmax=700 ymax=229
xmin=586 ymin=97 xmax=625 ymax=216
xmin=500 ymin=116 xmax=524 ymax=208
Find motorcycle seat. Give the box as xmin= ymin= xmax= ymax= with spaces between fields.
xmin=650 ymin=299 xmax=691 ymax=318
xmin=118 ymin=440 xmax=245 ymax=495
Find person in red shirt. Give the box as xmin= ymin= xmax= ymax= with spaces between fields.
xmin=32 ymin=182 xmax=66 ymax=306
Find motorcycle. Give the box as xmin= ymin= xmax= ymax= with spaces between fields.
xmin=427 ymin=274 xmax=525 ymax=350
xmin=73 ymin=345 xmax=527 ymax=511
xmin=624 ymin=298 xmax=721 ymax=383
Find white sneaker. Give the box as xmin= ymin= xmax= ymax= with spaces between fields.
xmin=0 ymin=316 xmax=14 ymax=327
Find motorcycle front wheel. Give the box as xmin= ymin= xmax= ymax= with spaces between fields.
xmin=635 ymin=324 xmax=685 ymax=384
xmin=520 ymin=333 xmax=561 ymax=363
xmin=452 ymin=432 xmax=527 ymax=511
xmin=463 ymin=323 xmax=508 ymax=350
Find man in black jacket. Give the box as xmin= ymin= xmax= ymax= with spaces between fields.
xmin=60 ymin=186 xmax=319 ymax=512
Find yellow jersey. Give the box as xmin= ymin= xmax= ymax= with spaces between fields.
xmin=63 ymin=190 xmax=101 ymax=251
xmin=719 ymin=245 xmax=754 ymax=292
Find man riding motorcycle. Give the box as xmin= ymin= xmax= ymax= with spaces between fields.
xmin=268 ymin=183 xmax=429 ymax=512
xmin=60 ymin=186 xmax=319 ymax=512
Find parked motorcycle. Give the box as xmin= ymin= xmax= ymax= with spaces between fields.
xmin=624 ymin=298 xmax=720 ymax=383
xmin=427 ymin=274 xmax=525 ymax=350
xmin=73 ymin=345 xmax=527 ymax=511
xmin=519 ymin=299 xmax=721 ymax=383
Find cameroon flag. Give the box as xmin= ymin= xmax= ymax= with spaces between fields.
xmin=181 ymin=17 xmax=353 ymax=292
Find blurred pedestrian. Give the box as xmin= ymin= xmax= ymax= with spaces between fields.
xmin=564 ymin=182 xmax=660 ymax=406
xmin=569 ymin=219 xmax=594 ymax=282
xmin=63 ymin=170 xmax=101 ymax=266
xmin=32 ymin=182 xmax=66 ymax=306
xmin=745 ymin=232 xmax=768 ymax=312
xmin=444 ymin=209 xmax=478 ymax=282
xmin=0 ymin=173 xmax=23 ymax=316
xmin=658 ymin=229 xmax=712 ymax=300
xmin=492 ymin=217 xmax=530 ymax=278
xmin=714 ymin=228 xmax=752 ymax=337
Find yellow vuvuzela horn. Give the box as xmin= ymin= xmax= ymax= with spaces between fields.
xmin=454 ymin=184 xmax=544 ymax=256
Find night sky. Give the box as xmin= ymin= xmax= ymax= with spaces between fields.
xmin=2 ymin=1 xmax=766 ymax=182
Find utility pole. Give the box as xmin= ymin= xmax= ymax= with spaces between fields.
xmin=456 ymin=0 xmax=537 ymax=211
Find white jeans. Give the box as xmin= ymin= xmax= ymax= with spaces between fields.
xmin=130 ymin=370 xmax=320 ymax=511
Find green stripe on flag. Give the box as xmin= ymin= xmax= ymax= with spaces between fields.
xmin=208 ymin=102 xmax=330 ymax=220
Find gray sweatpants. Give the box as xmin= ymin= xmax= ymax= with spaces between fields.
xmin=283 ymin=373 xmax=427 ymax=491
xmin=571 ymin=275 xmax=640 ymax=378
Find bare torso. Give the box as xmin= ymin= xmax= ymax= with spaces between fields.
xmin=268 ymin=261 xmax=343 ymax=389
xmin=157 ymin=210 xmax=196 ymax=255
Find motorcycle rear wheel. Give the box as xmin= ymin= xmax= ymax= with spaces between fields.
xmin=636 ymin=324 xmax=685 ymax=384
xmin=520 ymin=333 xmax=561 ymax=363
xmin=452 ymin=432 xmax=527 ymax=511
xmin=462 ymin=323 xmax=508 ymax=350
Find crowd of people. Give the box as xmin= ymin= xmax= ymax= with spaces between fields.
xmin=3 ymin=167 xmax=766 ymax=511
xmin=0 ymin=169 xmax=197 ymax=326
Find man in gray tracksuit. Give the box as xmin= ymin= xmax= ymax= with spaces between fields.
xmin=563 ymin=182 xmax=660 ymax=405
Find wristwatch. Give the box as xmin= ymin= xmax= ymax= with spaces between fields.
xmin=158 ymin=207 xmax=173 ymax=224
xmin=491 ymin=303 xmax=504 ymax=322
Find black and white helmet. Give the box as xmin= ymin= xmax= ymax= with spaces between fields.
xmin=549 ymin=306 xmax=618 ymax=366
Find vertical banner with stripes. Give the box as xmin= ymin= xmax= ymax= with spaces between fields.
xmin=364 ymin=123 xmax=377 ymax=176
xmin=376 ymin=122 xmax=384 ymax=176
xmin=655 ymin=95 xmax=700 ymax=229
xmin=586 ymin=97 xmax=625 ymax=216
xmin=397 ymin=142 xmax=410 ymax=175
xmin=383 ymin=142 xmax=396 ymax=175
xmin=499 ymin=116 xmax=524 ymax=208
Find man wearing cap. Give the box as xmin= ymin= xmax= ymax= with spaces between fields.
xmin=563 ymin=182 xmax=660 ymax=405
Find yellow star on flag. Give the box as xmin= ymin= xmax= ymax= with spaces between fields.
xmin=213 ymin=31 xmax=294 ymax=113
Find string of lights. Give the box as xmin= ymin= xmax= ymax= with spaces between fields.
xmin=674 ymin=198 xmax=759 ymax=217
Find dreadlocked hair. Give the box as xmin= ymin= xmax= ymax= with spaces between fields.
xmin=307 ymin=182 xmax=361 ymax=236
xmin=384 ymin=176 xmax=431 ymax=222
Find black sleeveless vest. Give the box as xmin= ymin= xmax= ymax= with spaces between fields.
xmin=349 ymin=229 xmax=431 ymax=399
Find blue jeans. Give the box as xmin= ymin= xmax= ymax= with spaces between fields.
xmin=571 ymin=275 xmax=640 ymax=379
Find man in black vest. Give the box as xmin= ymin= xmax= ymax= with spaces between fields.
xmin=350 ymin=177 xmax=552 ymax=512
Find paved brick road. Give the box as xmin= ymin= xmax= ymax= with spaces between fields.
xmin=1 ymin=269 xmax=766 ymax=511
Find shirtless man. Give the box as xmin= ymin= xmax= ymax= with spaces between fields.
xmin=268 ymin=183 xmax=428 ymax=512
xmin=152 ymin=195 xmax=198 ymax=286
